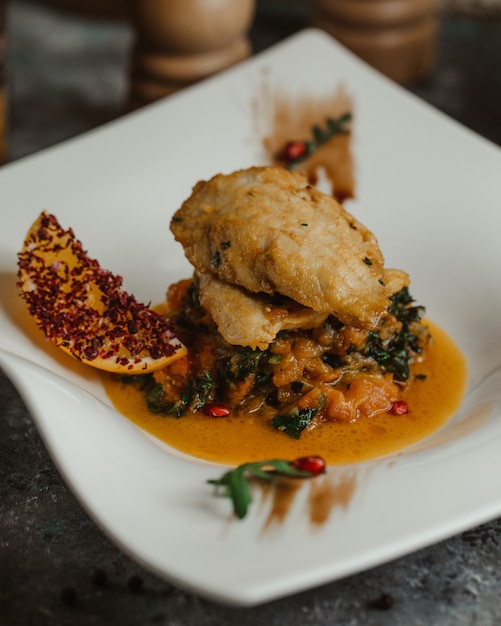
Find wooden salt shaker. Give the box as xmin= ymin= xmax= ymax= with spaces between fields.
xmin=311 ymin=0 xmax=438 ymax=84
xmin=128 ymin=0 xmax=255 ymax=107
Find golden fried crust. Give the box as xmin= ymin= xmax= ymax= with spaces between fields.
xmin=171 ymin=166 xmax=408 ymax=330
xmin=197 ymin=273 xmax=328 ymax=350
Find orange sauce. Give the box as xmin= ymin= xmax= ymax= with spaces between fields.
xmin=102 ymin=320 xmax=467 ymax=466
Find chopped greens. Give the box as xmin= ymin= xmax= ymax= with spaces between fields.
xmin=186 ymin=370 xmax=216 ymax=411
xmin=364 ymin=332 xmax=414 ymax=381
xmin=389 ymin=286 xmax=425 ymax=324
xmin=146 ymin=382 xmax=186 ymax=417
xmin=124 ymin=370 xmax=216 ymax=417
xmin=363 ymin=287 xmax=426 ymax=382
xmin=227 ymin=347 xmax=264 ymax=379
xmin=120 ymin=374 xmax=185 ymax=417
xmin=271 ymin=407 xmax=318 ymax=439
xmin=127 ymin=285 xmax=428 ymax=424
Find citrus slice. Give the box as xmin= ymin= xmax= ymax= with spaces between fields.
xmin=17 ymin=211 xmax=186 ymax=373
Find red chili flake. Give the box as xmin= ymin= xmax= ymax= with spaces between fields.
xmin=149 ymin=346 xmax=163 ymax=360
xmin=83 ymin=346 xmax=98 ymax=361
xmin=37 ymin=226 xmax=50 ymax=240
xmin=291 ymin=455 xmax=326 ymax=476
xmin=280 ymin=141 xmax=307 ymax=163
xmin=203 ymin=403 xmax=231 ymax=418
xmin=389 ymin=400 xmax=409 ymax=415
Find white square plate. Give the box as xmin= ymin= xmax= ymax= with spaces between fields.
xmin=1 ymin=30 xmax=501 ymax=606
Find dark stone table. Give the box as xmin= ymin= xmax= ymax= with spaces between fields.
xmin=2 ymin=3 xmax=501 ymax=625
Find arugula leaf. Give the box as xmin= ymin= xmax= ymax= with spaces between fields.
xmin=226 ymin=468 xmax=252 ymax=520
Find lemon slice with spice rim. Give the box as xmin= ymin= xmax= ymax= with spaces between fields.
xmin=17 ymin=211 xmax=186 ymax=373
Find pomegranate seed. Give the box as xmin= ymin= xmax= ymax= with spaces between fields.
xmin=281 ymin=141 xmax=307 ymax=162
xmin=389 ymin=400 xmax=409 ymax=415
xmin=203 ymin=403 xmax=230 ymax=417
xmin=291 ymin=455 xmax=326 ymax=476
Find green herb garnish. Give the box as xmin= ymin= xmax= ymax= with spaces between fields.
xmin=284 ymin=112 xmax=352 ymax=170
xmin=271 ymin=407 xmax=318 ymax=439
xmin=208 ymin=459 xmax=319 ymax=519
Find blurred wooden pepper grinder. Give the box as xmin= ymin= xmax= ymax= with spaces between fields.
xmin=312 ymin=0 xmax=438 ymax=84
xmin=128 ymin=0 xmax=255 ymax=107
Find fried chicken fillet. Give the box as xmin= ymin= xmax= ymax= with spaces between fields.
xmin=197 ymin=273 xmax=328 ymax=350
xmin=171 ymin=166 xmax=408 ymax=332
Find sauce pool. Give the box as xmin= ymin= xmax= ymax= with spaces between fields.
xmin=102 ymin=320 xmax=467 ymax=466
